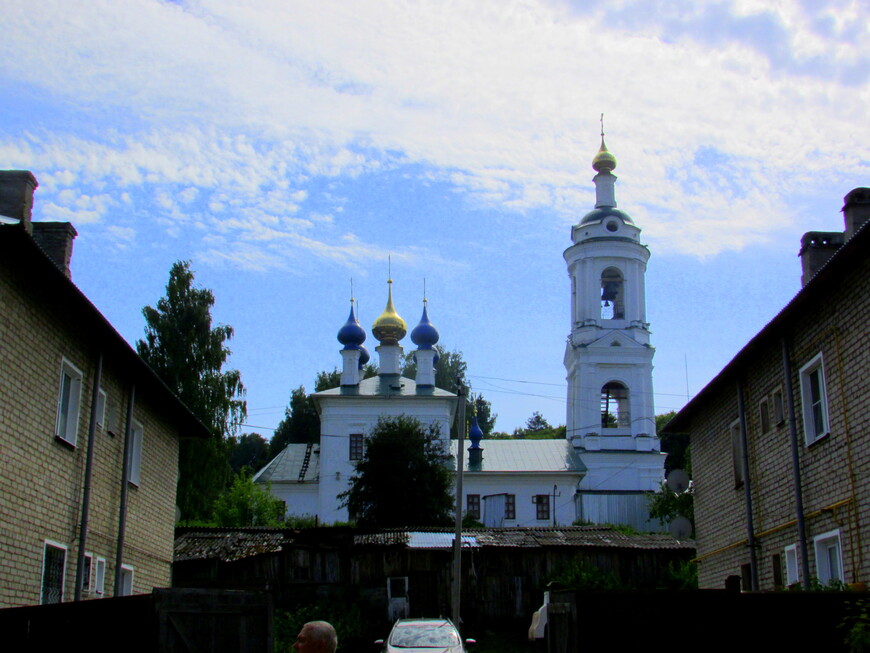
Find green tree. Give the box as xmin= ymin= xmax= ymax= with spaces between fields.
xmin=270 ymin=386 xmax=320 ymax=455
xmin=403 ymin=346 xmax=497 ymax=436
xmin=315 ymin=365 xmax=377 ymax=392
xmin=511 ymin=411 xmax=565 ymax=439
xmin=212 ymin=470 xmax=285 ymax=527
xmin=657 ymin=410 xmax=690 ymax=475
xmin=137 ymin=260 xmax=247 ymax=522
xmin=339 ymin=416 xmax=454 ymax=527
xmin=227 ymin=432 xmax=271 ymax=475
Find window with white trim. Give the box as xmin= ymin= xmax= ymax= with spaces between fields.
xmin=95 ymin=388 xmax=107 ymax=430
xmin=800 ymin=354 xmax=829 ymax=445
xmin=94 ymin=557 xmax=106 ymax=596
xmin=128 ymin=420 xmax=143 ymax=486
xmin=784 ymin=544 xmax=799 ymax=586
xmin=119 ymin=564 xmax=134 ymax=596
xmin=814 ymin=530 xmax=844 ymax=585
xmin=56 ymin=359 xmax=83 ymax=445
xmin=41 ymin=541 xmax=67 ymax=604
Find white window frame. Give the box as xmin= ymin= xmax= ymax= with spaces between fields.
xmin=41 ymin=540 xmax=67 ymax=605
xmin=128 ymin=420 xmax=143 ymax=486
xmin=784 ymin=544 xmax=799 ymax=586
xmin=95 ymin=388 xmax=107 ymax=430
xmin=94 ymin=557 xmax=106 ymax=596
xmin=119 ymin=564 xmax=135 ymax=596
xmin=814 ymin=529 xmax=844 ymax=585
xmin=55 ymin=358 xmax=83 ymax=446
xmin=800 ymin=353 xmax=829 ymax=445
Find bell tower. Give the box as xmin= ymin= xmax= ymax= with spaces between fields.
xmin=563 ymin=120 xmax=664 ymax=528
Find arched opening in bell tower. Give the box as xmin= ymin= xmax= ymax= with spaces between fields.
xmin=600 ymin=381 xmax=630 ymax=430
xmin=600 ymin=267 xmax=624 ymax=319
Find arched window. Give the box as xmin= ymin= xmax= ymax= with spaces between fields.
xmin=600 ymin=267 xmax=624 ymax=319
xmin=601 ymin=382 xmax=630 ymax=429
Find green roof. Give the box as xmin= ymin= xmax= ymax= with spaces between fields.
xmin=314 ymin=374 xmax=456 ymax=398
xmin=452 ymin=439 xmax=586 ymax=473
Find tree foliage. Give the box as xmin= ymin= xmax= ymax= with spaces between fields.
xmin=137 ymin=260 xmax=247 ymax=521
xmin=212 ymin=470 xmax=285 ymax=527
xmin=270 ymin=386 xmax=320 ymax=455
xmin=509 ymin=411 xmax=565 ymax=439
xmin=403 ymin=346 xmax=497 ymax=437
xmin=340 ymin=416 xmax=454 ymax=527
xmin=227 ymin=432 xmax=271 ymax=475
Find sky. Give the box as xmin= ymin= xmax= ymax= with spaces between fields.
xmin=2 ymin=0 xmax=868 ymax=438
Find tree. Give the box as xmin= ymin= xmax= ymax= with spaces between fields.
xmin=227 ymin=432 xmax=271 ymax=475
xmin=212 ymin=470 xmax=285 ymax=527
xmin=339 ymin=416 xmax=454 ymax=527
xmin=648 ymin=411 xmax=693 ymax=533
xmin=270 ymin=386 xmax=320 ymax=455
xmin=403 ymin=346 xmax=497 ymax=437
xmin=315 ymin=365 xmax=377 ymax=392
xmin=511 ymin=411 xmax=565 ymax=439
xmin=137 ymin=260 xmax=247 ymax=522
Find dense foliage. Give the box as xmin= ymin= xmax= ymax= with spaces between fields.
xmin=137 ymin=260 xmax=246 ymax=522
xmin=212 ymin=470 xmax=285 ymax=527
xmin=340 ymin=415 xmax=454 ymax=527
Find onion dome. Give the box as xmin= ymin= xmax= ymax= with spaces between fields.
xmin=411 ymin=301 xmax=439 ymax=350
xmin=337 ymin=303 xmax=366 ymax=348
xmin=468 ymin=415 xmax=484 ymax=450
xmin=372 ymin=280 xmax=407 ymax=345
xmin=592 ymin=135 xmax=617 ymax=174
xmin=357 ymin=344 xmax=370 ymax=368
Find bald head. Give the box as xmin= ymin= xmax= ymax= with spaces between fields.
xmin=293 ymin=621 xmax=337 ymax=653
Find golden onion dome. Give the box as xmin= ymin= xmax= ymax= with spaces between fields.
xmin=372 ymin=280 xmax=406 ymax=345
xmin=592 ymin=136 xmax=617 ymax=173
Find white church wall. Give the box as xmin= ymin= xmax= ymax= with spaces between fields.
xmin=464 ymin=473 xmax=581 ymax=527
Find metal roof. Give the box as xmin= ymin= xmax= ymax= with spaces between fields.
xmin=253 ymin=443 xmax=319 ymax=483
xmin=451 ymin=439 xmax=586 ymax=473
xmin=174 ymin=529 xmax=288 ymax=562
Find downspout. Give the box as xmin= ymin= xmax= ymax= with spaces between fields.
xmin=114 ymin=383 xmax=135 ymax=596
xmin=781 ymin=337 xmax=811 ymax=589
xmin=74 ymin=352 xmax=102 ymax=601
xmin=736 ymin=379 xmax=758 ymax=590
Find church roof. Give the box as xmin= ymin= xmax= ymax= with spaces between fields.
xmin=451 ymin=439 xmax=586 ymax=473
xmin=254 ymin=443 xmax=320 ymax=483
xmin=314 ymin=374 xmax=456 ymax=398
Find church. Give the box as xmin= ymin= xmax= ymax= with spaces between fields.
xmin=256 ymin=133 xmax=664 ymax=529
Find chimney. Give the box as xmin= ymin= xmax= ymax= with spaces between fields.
xmin=799 ymin=231 xmax=843 ymax=287
xmin=843 ymin=187 xmax=870 ymax=239
xmin=32 ymin=222 xmax=78 ymax=279
xmin=0 ymin=170 xmax=38 ymax=234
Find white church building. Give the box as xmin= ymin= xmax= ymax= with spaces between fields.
xmin=256 ymin=132 xmax=663 ymax=529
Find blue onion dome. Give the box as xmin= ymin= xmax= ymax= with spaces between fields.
xmin=357 ymin=345 xmax=370 ymax=368
xmin=468 ymin=415 xmax=484 ymax=449
xmin=411 ymin=301 xmax=439 ymax=350
xmin=592 ymin=135 xmax=617 ymax=173
xmin=337 ymin=304 xmax=366 ymax=348
xmin=372 ymin=280 xmax=407 ymax=345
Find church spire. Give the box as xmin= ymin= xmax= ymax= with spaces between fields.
xmin=591 ymin=114 xmax=618 ymax=208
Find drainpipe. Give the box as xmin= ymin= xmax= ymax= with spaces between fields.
xmin=114 ymin=383 xmax=135 ymax=596
xmin=781 ymin=337 xmax=811 ymax=589
xmin=452 ymin=383 xmax=467 ymax=626
xmin=736 ymin=379 xmax=759 ymax=590
xmin=75 ymin=352 xmax=102 ymax=601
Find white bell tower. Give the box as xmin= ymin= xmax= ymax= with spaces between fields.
xmin=563 ymin=121 xmax=664 ymax=529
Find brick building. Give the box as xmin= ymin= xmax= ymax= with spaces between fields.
xmin=663 ymin=188 xmax=870 ymax=590
xmin=0 ymin=171 xmax=209 ymax=607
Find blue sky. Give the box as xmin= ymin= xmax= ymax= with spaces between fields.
xmin=2 ymin=0 xmax=868 ymax=436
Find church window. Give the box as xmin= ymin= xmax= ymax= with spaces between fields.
xmin=505 ymin=494 xmax=516 ymax=520
xmin=349 ymin=433 xmax=364 ymax=460
xmin=466 ymin=494 xmax=480 ymax=519
xmin=534 ymin=495 xmax=550 ymax=521
xmin=600 ymin=382 xmax=630 ymax=429
xmin=606 ymin=220 xmax=619 ymax=232
xmin=600 ymin=267 xmax=624 ymax=319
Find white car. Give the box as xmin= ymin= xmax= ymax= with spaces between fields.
xmin=375 ymin=618 xmax=476 ymax=653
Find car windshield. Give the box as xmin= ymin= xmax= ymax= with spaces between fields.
xmin=389 ymin=623 xmax=460 ymax=648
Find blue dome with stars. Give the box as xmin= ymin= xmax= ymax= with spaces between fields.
xmin=411 ymin=302 xmax=439 ymax=350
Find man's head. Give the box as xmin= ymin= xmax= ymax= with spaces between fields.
xmin=293 ymin=621 xmax=338 ymax=653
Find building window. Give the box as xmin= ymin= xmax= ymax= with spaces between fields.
xmin=95 ymin=388 xmax=107 ymax=430
xmin=349 ymin=433 xmax=364 ymax=461
xmin=41 ymin=541 xmax=67 ymax=604
xmin=814 ymin=530 xmax=844 ymax=585
xmin=534 ymin=495 xmax=550 ymax=521
xmin=772 ymin=387 xmax=785 ymax=425
xmin=505 ymin=494 xmax=516 ymax=520
xmin=800 ymin=354 xmax=829 ymax=445
xmin=784 ymin=544 xmax=799 ymax=586
xmin=759 ymin=397 xmax=770 ymax=434
xmin=82 ymin=553 xmax=93 ymax=594
xmin=56 ymin=359 xmax=83 ymax=446
xmin=772 ymin=554 xmax=783 ymax=590
xmin=740 ymin=563 xmax=752 ymax=591
xmin=730 ymin=419 xmax=744 ymax=488
xmin=600 ymin=267 xmax=625 ymax=319
xmin=467 ymin=494 xmax=480 ymax=519
xmin=119 ymin=564 xmax=134 ymax=596
xmin=600 ymin=382 xmax=630 ymax=429
xmin=94 ymin=557 xmax=106 ymax=596
xmin=128 ymin=420 xmax=143 ymax=486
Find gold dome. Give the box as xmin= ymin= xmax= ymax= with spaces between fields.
xmin=372 ymin=280 xmax=407 ymax=345
xmin=592 ymin=136 xmax=617 ymax=173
